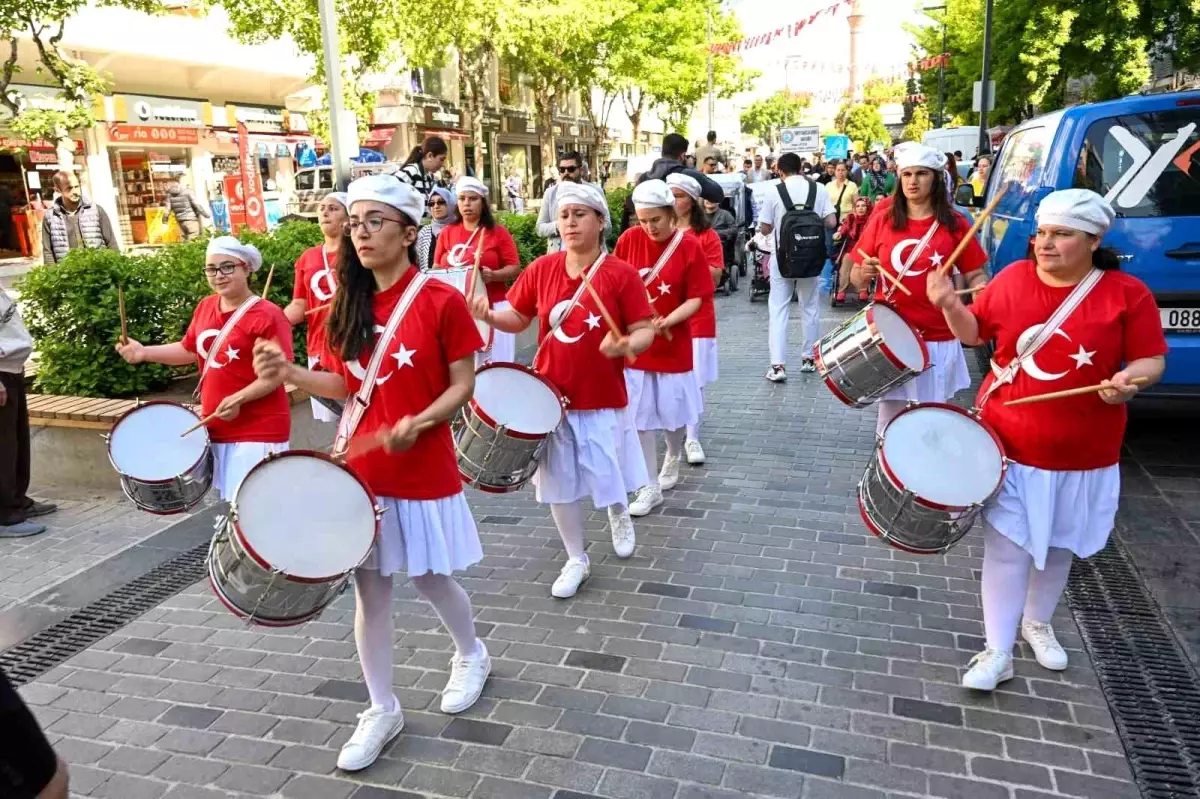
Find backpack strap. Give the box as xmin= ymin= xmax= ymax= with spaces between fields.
xmin=803 ymin=179 xmax=816 ymax=211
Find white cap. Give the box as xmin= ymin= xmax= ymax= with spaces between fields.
xmin=1036 ymin=189 xmax=1115 ymax=236
xmin=324 ymin=191 xmax=348 ymax=209
xmin=632 ymin=179 xmax=675 ymax=209
xmin=455 ymin=176 xmax=489 ymax=198
xmin=347 ymin=174 xmax=424 ymax=225
xmin=556 ymin=182 xmax=611 ymax=231
xmin=666 ymin=173 xmax=702 ymax=200
xmin=206 ymin=236 xmax=263 ymax=272
xmin=894 ymin=142 xmax=946 ymax=171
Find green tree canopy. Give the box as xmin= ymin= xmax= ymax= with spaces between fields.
xmin=836 ymin=103 xmax=891 ymax=150
xmin=739 ymin=90 xmax=810 ymax=150
xmin=901 ymin=104 xmax=932 ymax=143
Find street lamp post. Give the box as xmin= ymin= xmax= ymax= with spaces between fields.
xmin=923 ymin=4 xmax=947 ymax=128
xmin=978 ymin=0 xmax=994 ymax=156
xmin=317 ymin=0 xmax=353 ymax=190
xmin=706 ymin=8 xmax=715 ymax=131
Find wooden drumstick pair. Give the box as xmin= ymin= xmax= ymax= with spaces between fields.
xmin=856 ymin=249 xmax=912 ymax=297
xmin=466 ymin=229 xmax=486 ymax=305
xmin=1003 ymin=376 xmax=1150 ymax=407
xmin=118 ymin=285 xmax=129 ymax=346
xmin=260 ymin=263 xmax=276 ymax=299
xmin=578 ymin=269 xmax=637 ymax=364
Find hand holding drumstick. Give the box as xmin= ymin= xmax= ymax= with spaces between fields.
xmin=579 ymin=270 xmax=637 ymax=364
xmin=856 ymin=249 xmax=912 ymax=297
xmin=1004 ymin=375 xmax=1150 ymax=407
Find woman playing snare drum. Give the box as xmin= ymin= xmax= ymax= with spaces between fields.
xmin=115 ymin=237 xmax=291 ymax=500
xmin=470 ymin=182 xmax=656 ymax=598
xmin=927 ymin=189 xmax=1166 ymax=691
xmin=851 ymin=142 xmax=989 ymax=434
xmin=252 ymin=176 xmax=489 ymax=772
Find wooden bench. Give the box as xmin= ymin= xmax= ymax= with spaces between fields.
xmin=28 ymin=386 xmax=311 ymax=431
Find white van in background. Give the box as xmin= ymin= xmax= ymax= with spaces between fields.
xmin=922 ymin=126 xmax=982 ymax=165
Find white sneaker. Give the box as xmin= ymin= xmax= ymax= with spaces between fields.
xmin=800 ymin=357 xmax=817 ymax=373
xmin=684 ymin=439 xmax=705 ymax=465
xmin=766 ymin=365 xmax=787 ymax=383
xmin=629 ymin=485 xmax=663 ymax=517
xmin=440 ymin=642 xmax=491 ymax=714
xmin=1021 ymin=620 xmax=1068 ymax=671
xmin=658 ymin=454 xmax=682 ymax=490
xmin=337 ymin=703 xmax=405 ymax=771
xmin=608 ymin=507 xmax=636 ymax=558
xmin=552 ymin=557 xmax=590 ymax=598
xmin=961 ymin=649 xmax=1014 ymax=691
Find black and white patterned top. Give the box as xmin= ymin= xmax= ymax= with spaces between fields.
xmin=399 ymin=162 xmax=436 ymax=201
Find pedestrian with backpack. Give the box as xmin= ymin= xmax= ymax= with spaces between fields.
xmin=759 ymin=153 xmax=837 ymax=381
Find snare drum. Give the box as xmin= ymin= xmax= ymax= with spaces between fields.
xmin=108 ymin=401 xmax=213 ymax=515
xmin=208 ymin=451 xmax=379 ymax=626
xmin=454 ymin=363 xmax=565 ymax=493
xmin=859 ymin=403 xmax=1007 ymax=554
xmin=814 ymin=303 xmax=929 ymax=407
xmin=426 ymin=267 xmax=494 ymax=351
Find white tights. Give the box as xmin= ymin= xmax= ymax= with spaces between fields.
xmin=686 ymin=389 xmax=705 ymax=442
xmin=980 ymin=525 xmax=1075 ymax=652
xmin=876 ymin=400 xmax=906 ymax=436
xmin=550 ymin=502 xmax=588 ymax=562
xmin=640 ymin=428 xmax=685 ymax=481
xmin=354 ymin=568 xmax=480 ymax=710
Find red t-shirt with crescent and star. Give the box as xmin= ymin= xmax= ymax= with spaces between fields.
xmin=852 ymin=213 xmax=987 ymax=341
xmin=321 ymin=269 xmax=484 ymax=500
xmin=292 ymin=244 xmax=338 ymax=362
xmin=182 ymin=295 xmax=293 ymax=444
xmin=614 ymin=227 xmax=714 ymax=373
xmin=690 ymin=228 xmax=722 ymax=339
xmin=971 ymin=260 xmax=1167 ymax=470
xmin=433 ymin=222 xmax=521 ymax=305
xmin=507 ymin=252 xmax=654 ymax=411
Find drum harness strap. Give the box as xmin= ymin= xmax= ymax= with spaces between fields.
xmin=532 ymin=253 xmax=607 ymax=368
xmin=332 ymin=272 xmax=430 ymax=458
xmin=193 ymin=295 xmax=261 ymax=402
xmin=882 ymin=221 xmax=939 ymax=301
xmin=977 ymin=268 xmax=1104 ymax=409
xmin=641 ymin=230 xmax=685 ymax=287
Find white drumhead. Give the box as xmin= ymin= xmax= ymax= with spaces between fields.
xmin=427 ymin=268 xmax=469 ymax=293
xmin=881 ymin=406 xmax=1003 ymax=507
xmin=110 ymin=404 xmax=208 ymax=480
xmin=871 ymin=305 xmax=926 ymax=370
xmin=235 ymin=454 xmax=376 ymax=578
xmin=474 ymin=366 xmax=561 ymax=434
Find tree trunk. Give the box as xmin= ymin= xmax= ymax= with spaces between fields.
xmin=460 ymin=46 xmax=491 ymax=180
xmin=535 ymin=88 xmax=556 ymax=190
xmin=623 ymin=88 xmax=644 ymax=154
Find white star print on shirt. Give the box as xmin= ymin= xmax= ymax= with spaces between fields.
xmin=392 ymin=343 xmax=416 ymax=368
xmin=225 ymin=346 xmax=239 ymax=362
xmin=657 ymin=282 xmax=671 ymax=296
xmin=584 ymin=312 xmax=601 ymax=330
xmin=928 ymin=251 xmax=944 ymax=267
xmin=1068 ymin=345 xmax=1095 ymax=369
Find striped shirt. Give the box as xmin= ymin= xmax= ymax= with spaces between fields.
xmin=399 ymin=162 xmax=437 ymax=201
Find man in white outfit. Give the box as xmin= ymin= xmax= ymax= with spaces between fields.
xmin=759 ymin=152 xmax=837 ymax=381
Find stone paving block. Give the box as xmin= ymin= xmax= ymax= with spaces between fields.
xmin=471 ymin=776 xmax=553 ymax=799
xmin=95 ymin=745 xmax=170 ymax=775
xmin=648 ymin=749 xmax=727 ymax=784
xmin=594 ymin=769 xmax=678 ymax=799
xmin=402 ymin=763 xmax=480 ymax=797
xmin=722 ymin=763 xmax=805 ymax=798
xmin=152 ymin=753 xmax=230 ymax=783
xmin=280 ymin=775 xmax=358 ymax=799
xmin=215 ymin=763 xmax=293 ymax=794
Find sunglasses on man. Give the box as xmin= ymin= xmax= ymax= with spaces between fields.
xmin=558 ymin=165 xmax=579 ymax=174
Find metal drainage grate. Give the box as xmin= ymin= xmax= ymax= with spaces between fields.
xmin=1066 ymin=537 xmax=1200 ymax=799
xmin=0 ymin=543 xmax=209 ymax=686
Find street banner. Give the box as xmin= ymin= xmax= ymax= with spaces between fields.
xmin=825 ymin=135 xmax=850 ymax=160
xmin=237 ymin=122 xmax=267 ymax=233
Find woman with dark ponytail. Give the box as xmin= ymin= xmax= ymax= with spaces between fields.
xmin=399 ymin=135 xmax=448 ymax=202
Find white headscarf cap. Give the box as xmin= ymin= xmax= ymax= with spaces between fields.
xmin=206 ymin=236 xmax=263 ymax=272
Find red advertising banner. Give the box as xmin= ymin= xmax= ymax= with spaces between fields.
xmin=107 ymin=124 xmax=199 ymax=145
xmin=222 ymin=175 xmax=248 ymax=231
xmin=236 ymin=122 xmax=267 ymax=233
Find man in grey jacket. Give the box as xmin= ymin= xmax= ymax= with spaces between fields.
xmin=166 ymin=179 xmax=211 ymax=240
xmin=536 ymin=151 xmax=588 ymax=254
xmin=41 ymin=171 xmax=119 ymax=264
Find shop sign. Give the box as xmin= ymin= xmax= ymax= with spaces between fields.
xmin=569 ymin=125 xmax=580 ymax=136
xmin=0 ymin=135 xmax=85 ymax=151
xmin=123 ymin=95 xmax=206 ymax=127
xmin=234 ymin=105 xmax=287 ymax=134
xmin=107 ymin=124 xmax=199 ymax=145
xmin=236 ymin=121 xmax=268 ymax=232
xmin=223 ymin=175 xmax=247 ymax=229
xmin=212 ymin=155 xmax=239 ymax=173
xmin=27 ymin=150 xmax=57 ymax=165
xmin=147 ymin=151 xmax=173 ymax=163
xmin=427 ymin=108 xmax=461 ymax=127
xmin=0 ymin=84 xmax=71 ymax=118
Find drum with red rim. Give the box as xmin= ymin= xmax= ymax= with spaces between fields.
xmin=814 ymin=302 xmax=929 ymax=407
xmin=107 ymin=400 xmax=213 ymax=515
xmin=207 ymin=451 xmax=380 ymax=626
xmin=454 ymin=363 xmax=565 ymax=493
xmin=859 ymin=403 xmax=1007 ymax=554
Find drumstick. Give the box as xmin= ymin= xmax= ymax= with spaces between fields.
xmin=954 ymin=285 xmax=986 ymax=296
xmin=938 ymin=183 xmax=1009 ymax=277
xmin=260 ymin=264 xmax=276 ymax=299
xmin=856 ymin=249 xmax=912 ymax=296
xmin=579 ymin=268 xmax=636 ymax=364
xmin=1003 ymin=376 xmax=1149 ymax=407
xmin=467 ymin=230 xmax=485 ymax=304
xmin=118 ymin=285 xmax=128 ymax=345
xmin=305 ymin=302 xmax=331 ymax=317
xmin=179 ymin=412 xmax=219 ymax=437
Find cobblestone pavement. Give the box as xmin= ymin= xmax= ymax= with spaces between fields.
xmin=15 ymin=290 xmax=1145 ymax=799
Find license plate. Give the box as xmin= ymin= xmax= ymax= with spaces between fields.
xmin=1161 ymin=307 xmax=1200 ymax=330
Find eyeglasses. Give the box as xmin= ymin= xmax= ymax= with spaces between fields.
xmin=428 ymin=199 xmax=447 ymax=207
xmin=349 ymin=216 xmax=407 ymax=234
xmin=558 ymin=165 xmax=579 ymax=174
xmin=203 ymin=262 xmax=240 ymax=277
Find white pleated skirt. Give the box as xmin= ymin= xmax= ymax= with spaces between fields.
xmin=307 ymin=355 xmax=339 ymax=422
xmin=693 ymin=337 xmax=719 ymax=388
xmin=533 ymin=408 xmax=649 ymax=508
xmin=984 ymin=461 xmax=1120 ymax=569
xmin=360 ymin=492 xmax=483 ymax=577
xmin=625 ymin=368 xmax=703 ymax=432
xmin=880 ymin=339 xmax=971 ymax=403
xmin=477 ymin=300 xmax=516 ymax=368
xmin=213 ymin=442 xmax=289 ymax=501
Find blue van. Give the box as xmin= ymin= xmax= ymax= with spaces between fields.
xmin=967 ymin=90 xmax=1200 ymax=400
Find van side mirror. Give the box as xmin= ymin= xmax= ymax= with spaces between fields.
xmin=955 ymin=184 xmax=977 ymax=208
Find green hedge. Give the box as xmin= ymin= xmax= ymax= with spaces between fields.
xmin=19 ymin=221 xmax=321 ymax=398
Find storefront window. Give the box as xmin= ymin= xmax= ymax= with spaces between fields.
xmin=110 ymin=149 xmax=189 ymax=245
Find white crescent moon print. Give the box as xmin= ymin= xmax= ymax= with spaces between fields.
xmin=196 ymin=329 xmax=238 ymax=369
xmin=310 ymin=268 xmax=336 ymax=302
xmin=346 ymin=324 xmax=395 ymax=385
xmin=550 ymin=300 xmax=584 ymax=344
xmin=1016 ymin=325 xmax=1071 ymax=382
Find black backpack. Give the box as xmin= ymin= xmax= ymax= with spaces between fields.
xmin=775 ymin=181 xmax=828 ymax=279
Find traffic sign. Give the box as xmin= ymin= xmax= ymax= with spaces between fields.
xmin=781 ymin=126 xmax=821 ymax=154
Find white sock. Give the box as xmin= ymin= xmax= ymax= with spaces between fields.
xmin=687 ymin=390 xmax=704 ymax=441
xmin=639 ymin=430 xmax=658 ymax=483
xmin=665 ymin=427 xmax=686 ymax=457
xmin=353 ymin=569 xmax=398 ymax=710
xmin=981 ymin=526 xmax=1034 ymax=653
xmin=1023 ymin=547 xmax=1074 ymax=624
xmin=550 ymin=501 xmax=588 ymax=560
xmin=411 ymin=572 xmax=480 ymax=658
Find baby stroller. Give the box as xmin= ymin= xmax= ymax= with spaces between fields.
xmin=708 ymin=173 xmax=754 ymax=295
xmin=746 ymin=232 xmax=773 ymax=302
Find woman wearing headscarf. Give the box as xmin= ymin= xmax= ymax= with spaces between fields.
xmin=832 ymin=195 xmax=873 ymax=304
xmin=665 ymin=173 xmax=721 ymax=467
xmin=851 ymin=144 xmax=989 ymax=435
xmin=434 ymin=177 xmax=522 ymax=365
xmin=252 ymin=175 xmax=490 ymax=771
xmin=470 ymin=182 xmax=655 ymax=598
xmin=614 ymin=180 xmax=713 ymax=517
xmin=115 ymin=237 xmax=292 ymax=499
xmin=863 ymin=155 xmax=895 ymax=202
xmin=927 ymin=189 xmax=1167 ymax=691
xmin=285 ymin=192 xmax=348 ymax=422
xmin=415 ymin=187 xmax=457 ymax=272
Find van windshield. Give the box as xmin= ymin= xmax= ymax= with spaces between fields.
xmin=994 ymin=126 xmax=1050 ymax=188
xmin=1073 ymin=108 xmax=1200 ymax=217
